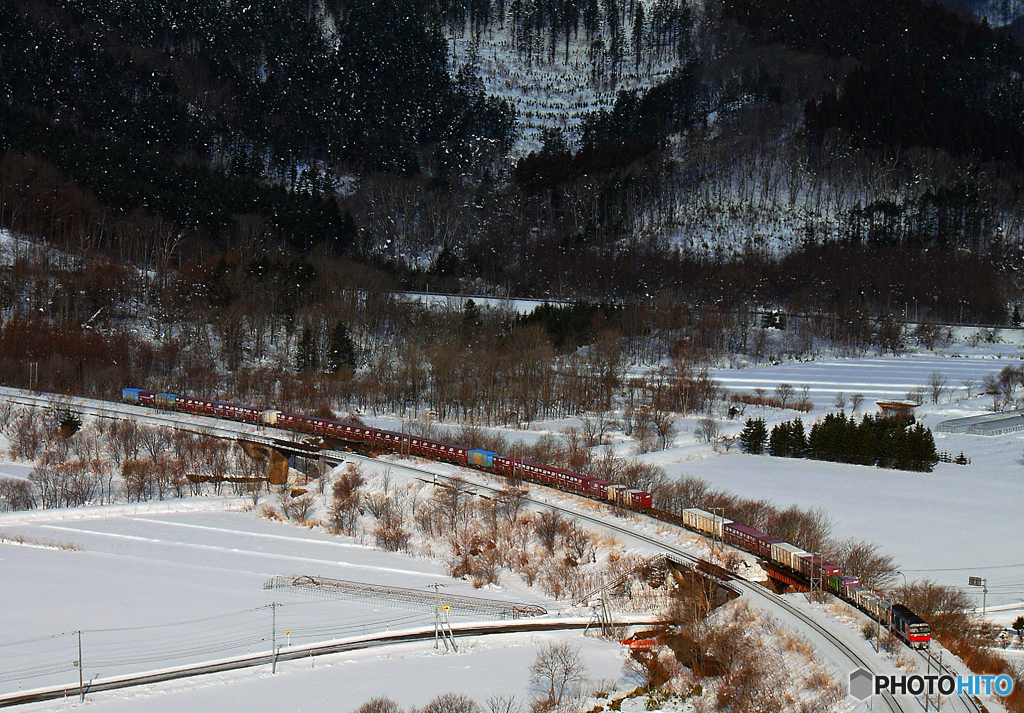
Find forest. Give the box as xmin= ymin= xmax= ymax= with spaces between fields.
xmin=3 ymin=0 xmax=1024 ymax=401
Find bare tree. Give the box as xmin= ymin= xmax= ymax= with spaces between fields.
xmin=485 ymin=694 xmax=522 ymax=713
xmin=695 ymin=416 xmax=720 ymax=444
xmin=421 ymin=693 xmax=482 ymax=713
xmin=106 ymin=419 xmax=141 ymax=467
xmin=649 ymin=401 xmax=677 ymax=450
xmin=122 ymin=458 xmax=154 ymax=502
xmin=774 ymin=383 xmax=795 ymax=409
xmin=138 ymin=424 xmax=171 ymax=460
xmin=833 ymin=392 xmax=846 ymax=409
xmin=281 ymin=492 xmax=316 ymax=522
xmin=528 ymin=642 xmax=588 ymax=708
xmin=354 ymin=697 xmax=403 ymax=713
xmin=435 ymin=476 xmax=473 ymax=531
xmin=850 ymin=393 xmax=865 ymax=413
xmin=926 ymin=371 xmax=948 ymax=404
xmin=494 ymin=486 xmax=526 ymax=527
xmin=534 ymin=509 xmax=563 ymax=553
xmin=961 ymin=378 xmax=976 ymax=400
xmin=330 ymin=463 xmax=365 ymax=535
xmin=374 ymin=494 xmax=410 ymax=551
xmin=0 ymin=478 xmax=36 ymax=511
xmin=580 ymin=411 xmax=617 ymax=447
xmin=563 ymin=521 xmax=595 ymax=564
xmin=829 ymin=537 xmax=898 ymax=592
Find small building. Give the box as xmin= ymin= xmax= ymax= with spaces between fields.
xmin=876 ymin=400 xmax=917 ymax=420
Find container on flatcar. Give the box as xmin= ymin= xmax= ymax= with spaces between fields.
xmin=845 ymin=584 xmax=865 ymax=603
xmin=797 ymin=555 xmax=841 ymax=579
xmin=627 ymin=489 xmax=653 ymax=509
xmin=857 ymin=590 xmax=879 ymax=612
xmin=559 ymin=470 xmax=592 ymax=492
xmin=682 ymin=508 xmax=732 ymax=537
xmin=871 ymin=597 xmax=892 ymax=624
xmin=515 ymin=461 xmax=556 ymax=484
xmin=122 ymin=388 xmax=142 ymax=404
xmin=770 ymin=542 xmax=808 ymax=571
xmin=262 ymin=410 xmax=280 ymax=426
xmin=491 ymin=455 xmax=514 ymax=476
xmin=838 ymin=575 xmax=861 ymax=597
xmin=723 ymin=523 xmax=778 ymax=558
xmin=154 ymin=392 xmax=177 ymax=410
xmin=607 ymin=484 xmax=628 ymax=505
xmin=468 ymin=450 xmax=498 ymax=468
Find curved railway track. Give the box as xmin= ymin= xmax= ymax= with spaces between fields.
xmin=0 ymin=616 xmax=658 ymax=708
xmin=0 ymin=388 xmax=993 ymax=713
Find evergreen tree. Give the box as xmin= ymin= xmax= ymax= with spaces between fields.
xmin=296 ymin=326 xmax=317 ymax=373
xmin=327 ymin=321 xmax=357 ymax=374
xmin=462 ymin=299 xmax=482 ymax=340
xmin=790 ymin=417 xmax=808 ymax=458
xmin=739 ymin=417 xmax=768 ymax=454
xmin=632 ymin=3 xmax=644 ymax=69
xmin=768 ymin=421 xmax=791 ymax=457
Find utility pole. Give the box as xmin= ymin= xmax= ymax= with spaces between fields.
xmin=28 ymin=362 xmax=38 ymax=392
xmin=76 ymin=630 xmax=84 ymax=702
xmin=431 ymin=583 xmax=444 ymax=650
xmin=968 ymin=576 xmax=988 ymax=616
xmin=925 ymin=643 xmax=932 ymax=711
xmin=271 ymin=602 xmax=278 ymax=674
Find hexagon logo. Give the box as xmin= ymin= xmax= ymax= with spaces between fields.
xmin=849 ymin=668 xmax=874 ymax=700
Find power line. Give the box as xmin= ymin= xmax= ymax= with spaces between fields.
xmin=901 ymin=562 xmax=1024 ymax=573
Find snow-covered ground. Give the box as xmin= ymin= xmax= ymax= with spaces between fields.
xmin=684 ymin=349 xmax=1024 ymax=611
xmin=4 ymin=338 xmax=1024 ymax=707
xmin=13 ymin=629 xmax=629 ymax=713
xmin=448 ymin=18 xmax=676 ymax=155
xmin=0 ymin=502 xmax=565 ymax=694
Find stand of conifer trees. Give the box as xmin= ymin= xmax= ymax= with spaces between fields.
xmin=740 ymin=413 xmax=939 ymax=472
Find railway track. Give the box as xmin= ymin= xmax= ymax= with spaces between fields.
xmin=0 ymin=388 xmax=994 ymax=713
xmin=338 ymin=453 xmax=993 ymax=713
xmin=0 ymin=616 xmax=659 ymax=708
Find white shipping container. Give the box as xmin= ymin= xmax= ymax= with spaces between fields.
xmin=857 ymin=590 xmax=879 ymax=609
xmin=682 ymin=508 xmax=709 ymax=532
xmin=770 ymin=542 xmax=808 ymax=570
xmin=682 ymin=508 xmax=732 ymax=536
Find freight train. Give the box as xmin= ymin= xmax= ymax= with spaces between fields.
xmin=121 ymin=387 xmax=930 ymax=649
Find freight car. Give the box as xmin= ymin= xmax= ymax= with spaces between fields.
xmin=122 ymin=387 xmax=929 ymax=649
xmin=121 ymin=389 xmax=654 ymax=511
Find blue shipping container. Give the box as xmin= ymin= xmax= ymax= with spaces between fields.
xmin=468 ymin=450 xmax=498 ymax=468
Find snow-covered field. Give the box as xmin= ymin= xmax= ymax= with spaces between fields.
xmin=686 ymin=348 xmax=1024 ymax=609
xmin=4 ymin=339 xmax=1024 ymax=708
xmin=0 ymin=500 xmax=644 ymax=712
xmin=0 ymin=502 xmax=571 ymax=696
xmin=12 ymin=629 xmax=629 ymax=713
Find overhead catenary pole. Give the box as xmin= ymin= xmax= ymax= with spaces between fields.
xmin=711 ymin=507 xmax=725 ymax=561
